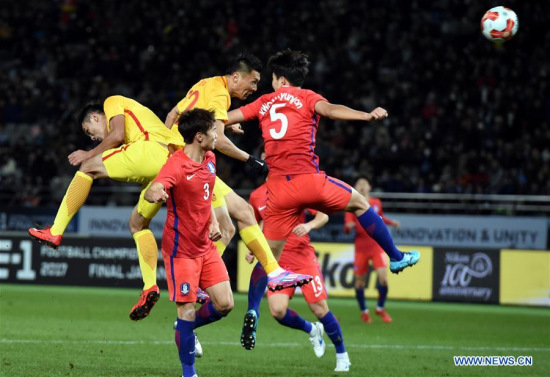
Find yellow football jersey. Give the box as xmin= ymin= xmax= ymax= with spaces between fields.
xmin=176 ymin=76 xmax=231 ymax=122
xmin=104 ymin=95 xmax=184 ymax=146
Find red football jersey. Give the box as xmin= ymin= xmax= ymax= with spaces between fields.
xmin=239 ymin=86 xmax=327 ymax=177
xmin=249 ymin=183 xmax=318 ymax=269
xmin=344 ymin=197 xmax=392 ymax=253
xmin=154 ymin=149 xmax=217 ymax=258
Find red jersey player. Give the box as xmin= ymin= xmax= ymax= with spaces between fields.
xmin=344 ymin=178 xmax=400 ymax=324
xmin=144 ymin=109 xmax=231 ymax=377
xmin=227 ymin=50 xmax=419 ymax=275
xmin=241 ymin=181 xmax=350 ymax=372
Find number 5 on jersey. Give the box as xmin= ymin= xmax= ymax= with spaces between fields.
xmin=269 ymin=104 xmax=288 ymax=139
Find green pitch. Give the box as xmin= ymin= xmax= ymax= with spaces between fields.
xmin=1 ymin=284 xmax=549 ymax=377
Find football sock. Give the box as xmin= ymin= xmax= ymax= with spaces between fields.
xmin=214 ymin=240 xmax=227 ymax=255
xmin=50 ymin=171 xmax=92 ymax=236
xmin=276 ymin=309 xmax=312 ymax=334
xmin=320 ymin=311 xmax=346 ymax=354
xmin=247 ymin=262 xmax=267 ymax=317
xmin=239 ymin=224 xmax=280 ymax=275
xmin=377 ymin=283 xmax=388 ymax=308
xmin=194 ymin=301 xmax=225 ymax=329
xmin=355 ymin=287 xmax=367 ymax=312
xmin=133 ymin=229 xmax=158 ymax=290
xmin=175 ymin=318 xmax=196 ymax=377
xmin=357 ymin=208 xmax=403 ymax=261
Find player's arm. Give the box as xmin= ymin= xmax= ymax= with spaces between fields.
xmin=292 ymin=211 xmax=329 ymax=237
xmin=378 ymin=203 xmax=400 ymax=229
xmin=68 ymin=114 xmax=125 ymax=166
xmin=314 ymin=101 xmax=388 ymax=122
xmin=343 ymin=212 xmax=356 ymax=234
xmin=209 ymin=204 xmax=222 ymax=241
xmin=144 ymin=182 xmax=169 ymax=203
xmin=226 ymin=108 xmax=246 ymax=126
xmin=213 ymin=119 xmax=250 ymax=162
xmin=165 ymin=105 xmax=180 ymax=129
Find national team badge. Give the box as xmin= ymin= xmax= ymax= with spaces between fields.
xmin=180 ymin=283 xmax=190 ymax=295
xmin=207 ymin=161 xmax=215 ymax=175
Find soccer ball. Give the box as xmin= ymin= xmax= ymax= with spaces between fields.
xmin=481 ymin=6 xmax=518 ymax=42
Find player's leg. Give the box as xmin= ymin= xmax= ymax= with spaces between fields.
xmin=373 ymin=253 xmax=392 ymax=323
xmin=241 ymin=261 xmax=267 ymax=350
xmin=211 ymin=181 xmax=236 ymax=254
xmin=28 ymin=153 xmax=107 ymax=247
xmin=128 ymin=198 xmax=162 ymax=321
xmin=195 ymin=248 xmax=233 ymax=329
xmin=175 ymin=302 xmax=198 ymax=377
xmin=344 ymin=186 xmax=420 ymax=273
xmin=353 ymin=251 xmax=371 ymax=323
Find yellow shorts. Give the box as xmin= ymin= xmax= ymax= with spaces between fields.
xmin=212 ymin=177 xmax=233 ymax=209
xmin=102 ymin=140 xmax=170 ymax=219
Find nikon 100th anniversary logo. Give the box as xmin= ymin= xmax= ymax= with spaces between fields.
xmin=433 ymin=248 xmax=500 ymax=303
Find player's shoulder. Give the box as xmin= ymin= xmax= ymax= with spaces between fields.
xmin=104 ymin=95 xmax=127 ymax=106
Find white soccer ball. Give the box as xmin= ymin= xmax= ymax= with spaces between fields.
xmin=481 ymin=6 xmax=518 ymax=42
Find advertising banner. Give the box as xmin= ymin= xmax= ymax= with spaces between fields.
xmin=500 ymin=249 xmax=550 ymax=306
xmin=0 ymin=234 xmax=164 ymax=288
xmin=237 ymin=241 xmax=433 ymax=301
xmin=432 ymin=248 xmax=500 ymax=303
xmin=389 ymin=214 xmax=547 ymax=250
xmin=79 ymin=206 xmax=167 ymax=239
xmin=0 ymin=207 xmax=77 ymax=233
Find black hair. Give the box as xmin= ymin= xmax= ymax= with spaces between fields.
xmin=177 ymin=108 xmax=216 ymax=144
xmin=77 ymin=103 xmax=104 ymax=125
xmin=267 ymin=49 xmax=310 ymax=86
xmin=225 ymin=52 xmax=263 ymax=75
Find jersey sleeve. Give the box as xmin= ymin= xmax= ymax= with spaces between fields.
xmin=305 ymin=90 xmax=328 ymax=112
xmin=103 ymin=96 xmax=126 ymax=131
xmin=239 ymin=97 xmax=262 ymax=121
xmin=207 ymin=89 xmax=230 ymax=122
xmin=154 ymin=153 xmax=183 ymax=190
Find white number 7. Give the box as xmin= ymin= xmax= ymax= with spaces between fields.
xmin=269 ymin=104 xmax=288 ymax=139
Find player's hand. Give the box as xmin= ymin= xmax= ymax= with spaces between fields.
xmin=246 ymin=155 xmax=269 ymax=176
xmin=68 ymin=150 xmax=90 ymax=166
xmin=226 ymin=123 xmax=244 ymax=134
xmin=292 ymin=223 xmax=312 ymax=237
xmin=209 ymin=222 xmax=222 ymax=242
xmin=392 ymin=219 xmax=401 ymax=229
xmin=367 ymin=107 xmax=389 ymax=121
xmin=245 ymin=250 xmax=255 ymax=264
xmin=150 ymin=189 xmax=169 ymax=203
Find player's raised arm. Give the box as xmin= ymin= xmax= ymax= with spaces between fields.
xmin=292 ymin=211 xmax=329 ymax=237
xmin=165 ymin=105 xmax=180 ymax=129
xmin=212 ymin=119 xmax=250 ymax=162
xmin=227 ymin=108 xmax=246 ymax=126
xmin=314 ymin=101 xmax=388 ymax=122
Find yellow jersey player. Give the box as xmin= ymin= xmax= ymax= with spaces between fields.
xmin=165 ymin=53 xmax=312 ymax=292
xmin=29 ymin=95 xmax=183 ymax=321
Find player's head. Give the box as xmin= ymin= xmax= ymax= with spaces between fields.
xmin=78 ymin=103 xmax=107 ymax=141
xmin=354 ymin=177 xmax=371 ymax=197
xmin=177 ymin=109 xmax=217 ymax=150
xmin=268 ymin=50 xmax=310 ymax=90
xmin=225 ymin=52 xmax=262 ymax=100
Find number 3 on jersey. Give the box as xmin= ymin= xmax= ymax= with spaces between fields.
xmin=203 ymin=183 xmax=209 ymax=200
xmin=269 ymin=103 xmax=288 ymax=139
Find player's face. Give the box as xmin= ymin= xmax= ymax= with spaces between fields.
xmin=82 ymin=113 xmax=107 ymax=141
xmin=355 ymin=178 xmax=371 ymax=196
xmin=201 ymin=123 xmax=217 ymax=151
xmin=233 ymin=71 xmax=260 ymax=100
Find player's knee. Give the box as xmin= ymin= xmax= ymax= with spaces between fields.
xmin=311 ymin=303 xmax=329 ymax=319
xmin=213 ymin=295 xmax=234 ymax=315
xmin=269 ymin=303 xmax=287 ymax=320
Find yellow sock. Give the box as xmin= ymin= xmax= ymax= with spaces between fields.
xmin=133 ymin=229 xmax=158 ymax=290
xmin=240 ymin=224 xmax=280 ymax=274
xmin=215 ymin=240 xmax=227 ymax=256
xmin=50 ymin=171 xmax=93 ymax=236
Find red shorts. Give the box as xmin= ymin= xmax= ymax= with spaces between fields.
xmin=354 ymin=250 xmax=388 ymax=275
xmin=163 ymin=247 xmax=229 ymax=303
xmin=264 ymin=173 xmax=352 ymax=240
xmin=267 ymin=264 xmax=327 ymax=303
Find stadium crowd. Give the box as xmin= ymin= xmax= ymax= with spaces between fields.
xmin=1 ymin=0 xmax=549 ymax=207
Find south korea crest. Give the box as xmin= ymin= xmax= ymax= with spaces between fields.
xmin=180 ymin=283 xmax=190 ymax=295
xmin=207 ymin=161 xmax=215 ymax=175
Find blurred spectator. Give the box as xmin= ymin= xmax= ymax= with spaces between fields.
xmin=1 ymin=0 xmax=549 ymax=208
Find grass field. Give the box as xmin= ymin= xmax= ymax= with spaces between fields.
xmin=1 ymin=284 xmax=549 ymax=377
